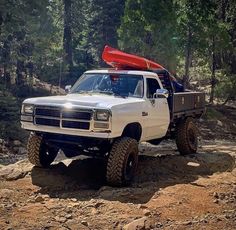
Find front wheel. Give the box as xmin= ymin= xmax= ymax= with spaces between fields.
xmin=176 ymin=118 xmax=198 ymax=155
xmin=106 ymin=137 xmax=138 ymax=186
xmin=27 ymin=132 xmax=58 ymax=167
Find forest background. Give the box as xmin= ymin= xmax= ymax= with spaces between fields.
xmin=0 ymin=0 xmax=236 ymax=141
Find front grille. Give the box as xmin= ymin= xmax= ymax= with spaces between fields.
xmin=62 ymin=110 xmax=91 ymax=120
xmin=34 ymin=106 xmax=92 ymax=130
xmin=35 ymin=118 xmax=60 ymax=127
xmin=35 ymin=107 xmax=60 ymax=117
xmin=62 ymin=120 xmax=90 ymax=130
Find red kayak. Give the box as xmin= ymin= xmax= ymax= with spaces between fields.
xmin=102 ymin=45 xmax=165 ymax=70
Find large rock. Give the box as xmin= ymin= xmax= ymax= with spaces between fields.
xmin=123 ymin=217 xmax=152 ymax=230
xmin=30 ymin=162 xmax=78 ymax=190
xmin=0 ymin=160 xmax=32 ymax=181
xmin=0 ymin=188 xmax=14 ymax=198
xmin=66 ymin=221 xmax=90 ymax=230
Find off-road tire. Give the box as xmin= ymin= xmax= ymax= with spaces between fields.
xmin=176 ymin=118 xmax=198 ymax=155
xmin=106 ymin=137 xmax=138 ymax=186
xmin=27 ymin=132 xmax=58 ymax=167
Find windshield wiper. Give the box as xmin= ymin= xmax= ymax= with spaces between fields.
xmin=94 ymin=91 xmax=114 ymax=95
xmin=96 ymin=91 xmax=127 ymax=98
xmin=95 ymin=91 xmax=128 ymax=98
xmin=73 ymin=90 xmax=92 ymax=94
xmin=113 ymin=92 xmax=127 ymax=98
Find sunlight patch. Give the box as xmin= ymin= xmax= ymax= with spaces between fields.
xmin=187 ymin=162 xmax=200 ymax=167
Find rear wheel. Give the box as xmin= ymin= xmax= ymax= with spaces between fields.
xmin=27 ymin=132 xmax=58 ymax=167
xmin=176 ymin=118 xmax=198 ymax=155
xmin=106 ymin=137 xmax=138 ymax=186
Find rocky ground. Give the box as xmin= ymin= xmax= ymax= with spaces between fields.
xmin=0 ymin=105 xmax=235 ymax=230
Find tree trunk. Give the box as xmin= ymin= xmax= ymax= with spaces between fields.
xmin=2 ymin=39 xmax=11 ymax=88
xmin=63 ymin=0 xmax=73 ymax=74
xmin=16 ymin=60 xmax=24 ymax=85
xmin=183 ymin=25 xmax=192 ymax=89
xmin=209 ymin=36 xmax=216 ymax=104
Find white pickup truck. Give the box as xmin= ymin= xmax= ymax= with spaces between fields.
xmin=21 ymin=69 xmax=205 ymax=186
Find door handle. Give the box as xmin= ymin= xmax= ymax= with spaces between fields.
xmin=142 ymin=112 xmax=148 ymax=116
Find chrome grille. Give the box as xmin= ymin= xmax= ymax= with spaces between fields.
xmin=34 ymin=106 xmax=92 ymax=130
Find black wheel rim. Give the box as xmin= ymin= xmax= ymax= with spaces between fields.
xmin=188 ymin=128 xmax=197 ymax=150
xmin=124 ymin=153 xmax=136 ymax=182
xmin=40 ymin=142 xmax=58 ymax=166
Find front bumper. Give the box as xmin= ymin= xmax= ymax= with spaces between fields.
xmin=21 ymin=121 xmax=112 ymax=139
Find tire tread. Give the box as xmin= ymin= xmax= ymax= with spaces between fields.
xmin=27 ymin=132 xmax=43 ymax=167
xmin=176 ymin=118 xmax=198 ymax=155
xmin=106 ymin=137 xmax=138 ymax=186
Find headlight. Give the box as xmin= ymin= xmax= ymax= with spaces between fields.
xmin=22 ymin=104 xmax=34 ymax=114
xmin=95 ymin=110 xmax=110 ymax=121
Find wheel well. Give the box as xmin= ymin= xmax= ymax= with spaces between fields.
xmin=122 ymin=123 xmax=142 ymax=141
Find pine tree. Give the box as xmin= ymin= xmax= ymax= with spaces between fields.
xmin=119 ymin=0 xmax=178 ymax=72
xmin=77 ymin=0 xmax=125 ymax=67
xmin=63 ymin=0 xmax=73 ymax=73
xmin=0 ymin=0 xmax=63 ymax=85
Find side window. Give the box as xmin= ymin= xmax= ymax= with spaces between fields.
xmin=146 ymin=78 xmax=161 ymax=98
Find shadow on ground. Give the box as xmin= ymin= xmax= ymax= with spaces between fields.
xmin=31 ymin=150 xmax=235 ymax=204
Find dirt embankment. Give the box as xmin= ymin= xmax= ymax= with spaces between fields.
xmin=0 ymin=105 xmax=235 ymax=230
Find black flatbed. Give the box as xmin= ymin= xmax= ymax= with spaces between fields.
xmin=152 ymin=69 xmax=205 ymax=122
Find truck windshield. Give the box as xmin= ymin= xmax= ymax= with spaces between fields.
xmin=70 ymin=73 xmax=144 ymax=98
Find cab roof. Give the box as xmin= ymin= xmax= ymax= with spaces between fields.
xmin=85 ymin=69 xmax=158 ymax=77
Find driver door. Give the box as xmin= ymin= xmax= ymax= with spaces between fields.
xmin=144 ymin=77 xmax=170 ymax=139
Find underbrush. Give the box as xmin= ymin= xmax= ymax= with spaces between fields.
xmin=0 ymin=83 xmax=50 ymax=143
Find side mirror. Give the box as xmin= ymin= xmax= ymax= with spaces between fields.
xmin=65 ymin=85 xmax=72 ymax=93
xmin=154 ymin=89 xmax=169 ymax=98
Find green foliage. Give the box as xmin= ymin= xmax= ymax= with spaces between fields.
xmin=119 ymin=0 xmax=178 ymax=72
xmin=119 ymin=0 xmax=236 ymax=96
xmin=72 ymin=0 xmax=125 ymax=67
xmin=0 ymin=92 xmax=27 ymax=141
xmin=10 ymin=84 xmax=50 ymax=99
xmin=204 ymin=107 xmax=224 ymax=120
xmin=215 ymin=74 xmax=236 ymax=100
xmin=0 ymin=0 xmax=63 ymax=84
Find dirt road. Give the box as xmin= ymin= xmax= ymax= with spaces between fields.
xmin=0 ymin=140 xmax=235 ymax=230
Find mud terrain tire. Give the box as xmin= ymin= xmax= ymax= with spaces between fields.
xmin=27 ymin=133 xmax=58 ymax=167
xmin=106 ymin=137 xmax=138 ymax=186
xmin=176 ymin=118 xmax=198 ymax=155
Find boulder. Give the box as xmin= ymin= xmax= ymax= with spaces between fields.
xmin=0 ymin=188 xmax=14 ymax=198
xmin=6 ymin=170 xmax=28 ymax=181
xmin=0 ymin=160 xmax=32 ymax=181
xmin=123 ymin=217 xmax=152 ymax=230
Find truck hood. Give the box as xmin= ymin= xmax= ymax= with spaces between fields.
xmin=23 ymin=94 xmax=144 ymax=109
